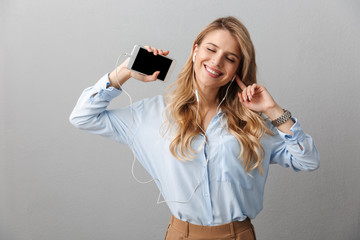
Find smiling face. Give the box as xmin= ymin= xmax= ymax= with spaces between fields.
xmin=193 ymin=29 xmax=241 ymax=91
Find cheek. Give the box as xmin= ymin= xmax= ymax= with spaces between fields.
xmin=195 ymin=54 xmax=208 ymax=70
xmin=227 ymin=64 xmax=239 ymax=76
xmin=197 ymin=51 xmax=211 ymax=61
xmin=194 ymin=61 xmax=202 ymax=73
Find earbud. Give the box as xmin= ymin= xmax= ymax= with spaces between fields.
xmin=192 ymin=53 xmax=196 ymax=63
xmin=195 ymin=89 xmax=199 ymax=102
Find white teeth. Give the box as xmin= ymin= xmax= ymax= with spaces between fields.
xmin=205 ymin=65 xmax=220 ymax=76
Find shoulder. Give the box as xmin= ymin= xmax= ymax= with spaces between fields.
xmin=135 ymin=94 xmax=166 ymax=119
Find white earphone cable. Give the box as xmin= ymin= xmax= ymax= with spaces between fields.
xmin=114 ymin=52 xmax=233 ymax=205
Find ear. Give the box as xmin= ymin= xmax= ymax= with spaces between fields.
xmin=192 ymin=44 xmax=198 ymax=63
xmin=193 ymin=44 xmax=198 ymax=54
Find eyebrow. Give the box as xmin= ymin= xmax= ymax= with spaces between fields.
xmin=205 ymin=42 xmax=240 ymax=59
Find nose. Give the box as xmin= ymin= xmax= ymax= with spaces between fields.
xmin=211 ymin=53 xmax=223 ymax=67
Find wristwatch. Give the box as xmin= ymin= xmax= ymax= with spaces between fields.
xmin=271 ymin=109 xmax=292 ymax=127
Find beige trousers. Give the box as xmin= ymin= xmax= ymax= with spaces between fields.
xmin=164 ymin=215 xmax=256 ymax=240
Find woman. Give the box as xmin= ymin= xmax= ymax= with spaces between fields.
xmin=70 ymin=16 xmax=319 ymax=240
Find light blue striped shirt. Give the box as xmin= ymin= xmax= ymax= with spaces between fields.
xmin=69 ymin=74 xmax=319 ymax=226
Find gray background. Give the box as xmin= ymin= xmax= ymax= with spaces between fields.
xmin=1 ymin=0 xmax=359 ymax=239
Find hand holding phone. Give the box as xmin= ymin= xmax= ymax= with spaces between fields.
xmin=127 ymin=45 xmax=176 ymax=82
xmin=108 ymin=45 xmax=175 ymax=89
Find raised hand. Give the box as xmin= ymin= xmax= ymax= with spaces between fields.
xmin=236 ymin=75 xmax=295 ymax=134
xmin=108 ymin=46 xmax=170 ymax=88
xmin=236 ymin=75 xmax=277 ymax=113
xmin=127 ymin=46 xmax=170 ymax=82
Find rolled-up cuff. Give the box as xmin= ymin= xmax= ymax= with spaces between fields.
xmin=276 ymin=117 xmax=306 ymax=144
xmin=90 ymin=73 xmax=122 ymax=101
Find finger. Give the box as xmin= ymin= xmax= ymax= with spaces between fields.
xmin=158 ymin=49 xmax=163 ymax=55
xmin=241 ymin=88 xmax=248 ymax=102
xmin=251 ymin=84 xmax=257 ymax=95
xmin=238 ymin=91 xmax=248 ymax=104
xmin=145 ymin=46 xmax=152 ymax=52
xmin=235 ymin=75 xmax=247 ymax=91
xmin=247 ymin=85 xmax=252 ymax=101
xmin=144 ymin=71 xmax=160 ymax=81
xmin=238 ymin=92 xmax=244 ymax=103
xmin=237 ymin=92 xmax=242 ymax=103
xmin=163 ymin=50 xmax=170 ymax=56
xmin=153 ymin=48 xmax=158 ymax=55
xmin=244 ymin=90 xmax=249 ymax=102
xmin=248 ymin=84 xmax=257 ymax=101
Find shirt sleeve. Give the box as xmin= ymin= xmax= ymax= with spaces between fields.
xmin=69 ymin=73 xmax=143 ymax=145
xmin=269 ymin=117 xmax=320 ymax=171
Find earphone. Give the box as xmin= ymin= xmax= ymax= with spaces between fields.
xmin=192 ymin=52 xmax=196 ymax=63
xmin=195 ymin=89 xmax=199 ymax=102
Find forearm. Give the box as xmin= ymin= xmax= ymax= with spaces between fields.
xmin=108 ymin=65 xmax=131 ymax=89
xmin=108 ymin=64 xmax=131 ymax=89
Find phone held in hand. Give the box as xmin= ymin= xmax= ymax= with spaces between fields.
xmin=127 ymin=45 xmax=176 ymax=82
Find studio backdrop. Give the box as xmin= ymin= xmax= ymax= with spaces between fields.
xmin=1 ymin=0 xmax=359 ymax=239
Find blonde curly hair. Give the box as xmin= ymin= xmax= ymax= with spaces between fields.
xmin=163 ymin=16 xmax=272 ymax=175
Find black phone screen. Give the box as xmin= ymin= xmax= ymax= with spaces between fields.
xmin=131 ymin=48 xmax=173 ymax=81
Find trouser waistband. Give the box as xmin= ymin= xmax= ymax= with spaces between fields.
xmin=169 ymin=215 xmax=253 ymax=238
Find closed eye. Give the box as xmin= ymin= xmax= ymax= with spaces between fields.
xmin=207 ymin=48 xmax=215 ymax=52
xmin=226 ymin=57 xmax=235 ymax=63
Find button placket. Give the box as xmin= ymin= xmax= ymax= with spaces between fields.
xmin=201 ymin=141 xmax=213 ymax=223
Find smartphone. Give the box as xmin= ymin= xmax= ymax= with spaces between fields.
xmin=127 ymin=45 xmax=176 ymax=82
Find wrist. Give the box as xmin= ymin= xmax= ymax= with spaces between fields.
xmin=108 ymin=66 xmax=131 ymax=89
xmin=264 ymin=104 xmax=284 ymax=120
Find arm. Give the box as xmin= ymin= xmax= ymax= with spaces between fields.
xmin=236 ymin=77 xmax=320 ymax=171
xmin=268 ymin=117 xmax=319 ymax=171
xmin=69 ymin=46 xmax=169 ymax=143
xmin=69 ymin=74 xmax=140 ymax=144
xmin=236 ymin=77 xmax=294 ymax=134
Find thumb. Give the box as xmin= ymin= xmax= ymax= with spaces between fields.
xmin=144 ymin=71 xmax=160 ymax=82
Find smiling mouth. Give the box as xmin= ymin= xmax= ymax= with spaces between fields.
xmin=204 ymin=64 xmax=223 ymax=77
